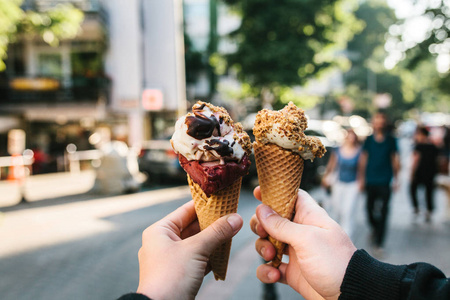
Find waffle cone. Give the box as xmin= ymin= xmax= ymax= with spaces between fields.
xmin=254 ymin=142 xmax=304 ymax=267
xmin=187 ymin=174 xmax=242 ymax=280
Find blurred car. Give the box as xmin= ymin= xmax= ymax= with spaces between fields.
xmin=138 ymin=138 xmax=186 ymax=184
xmin=301 ymin=121 xmax=335 ymax=191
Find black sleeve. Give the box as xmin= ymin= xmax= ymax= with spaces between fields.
xmin=339 ymin=249 xmax=450 ymax=300
xmin=116 ymin=293 xmax=152 ymax=300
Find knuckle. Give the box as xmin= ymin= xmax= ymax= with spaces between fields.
xmin=273 ymin=217 xmax=288 ymax=232
xmin=211 ymin=222 xmax=231 ymax=241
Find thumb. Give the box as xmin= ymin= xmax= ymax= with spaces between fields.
xmin=256 ymin=204 xmax=299 ymax=244
xmin=190 ymin=213 xmax=243 ymax=255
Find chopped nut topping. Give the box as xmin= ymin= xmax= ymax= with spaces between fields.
xmin=253 ymin=102 xmax=325 ymax=159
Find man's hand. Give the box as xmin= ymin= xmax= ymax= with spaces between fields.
xmin=137 ymin=200 xmax=243 ymax=300
xmin=250 ymin=187 xmax=357 ymax=300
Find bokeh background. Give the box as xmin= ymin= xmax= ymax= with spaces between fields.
xmin=0 ymin=0 xmax=449 ymax=299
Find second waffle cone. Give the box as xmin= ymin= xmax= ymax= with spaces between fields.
xmin=253 ymin=142 xmax=304 ymax=267
xmin=187 ymin=174 xmax=242 ymax=280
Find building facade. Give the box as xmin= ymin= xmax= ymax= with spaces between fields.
xmin=0 ymin=0 xmax=186 ymax=170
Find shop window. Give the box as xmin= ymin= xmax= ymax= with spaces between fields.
xmin=38 ymin=53 xmax=63 ymax=78
xmin=71 ymin=52 xmax=102 ymax=77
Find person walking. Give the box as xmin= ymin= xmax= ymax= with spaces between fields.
xmin=322 ymin=129 xmax=362 ymax=240
xmin=410 ymin=126 xmax=440 ymax=222
xmin=359 ymin=111 xmax=400 ymax=255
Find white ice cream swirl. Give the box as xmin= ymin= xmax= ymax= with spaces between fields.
xmin=171 ymin=103 xmax=250 ymax=164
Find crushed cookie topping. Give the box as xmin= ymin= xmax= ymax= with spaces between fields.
xmin=253 ymin=102 xmax=325 ymax=159
xmin=233 ymin=122 xmax=252 ymax=156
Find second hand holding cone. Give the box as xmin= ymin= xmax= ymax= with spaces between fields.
xmin=254 ymin=142 xmax=303 ymax=267
xmin=253 ymin=102 xmax=325 ymax=267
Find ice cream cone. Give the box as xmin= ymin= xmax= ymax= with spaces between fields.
xmin=187 ymin=174 xmax=242 ymax=280
xmin=253 ymin=141 xmax=304 ymax=267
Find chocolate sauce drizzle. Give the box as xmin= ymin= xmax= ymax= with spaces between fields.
xmin=204 ymin=139 xmax=233 ymax=157
xmin=185 ymin=108 xmax=221 ymax=140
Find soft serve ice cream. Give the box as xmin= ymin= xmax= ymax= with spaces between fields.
xmin=171 ymin=101 xmax=252 ymax=196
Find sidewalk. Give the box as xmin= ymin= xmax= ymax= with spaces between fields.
xmin=0 ymin=171 xmax=95 ymax=207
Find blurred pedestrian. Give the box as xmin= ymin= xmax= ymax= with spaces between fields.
xmin=322 ymin=129 xmax=362 ymax=239
xmin=359 ymin=111 xmax=400 ymax=255
xmin=410 ymin=126 xmax=440 ymax=222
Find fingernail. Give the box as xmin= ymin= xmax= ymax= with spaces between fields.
xmin=261 ymin=246 xmax=266 ymax=257
xmin=227 ymin=214 xmax=241 ymax=231
xmin=260 ymin=205 xmax=276 ymax=220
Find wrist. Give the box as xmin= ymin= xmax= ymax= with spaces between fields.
xmin=137 ymin=283 xmax=165 ymax=300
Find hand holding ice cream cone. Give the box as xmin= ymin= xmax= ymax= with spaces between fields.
xmin=171 ymin=101 xmax=252 ymax=280
xmin=252 ymin=102 xmax=325 ymax=267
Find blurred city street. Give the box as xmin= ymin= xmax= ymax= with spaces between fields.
xmin=0 ymin=0 xmax=449 ymax=299
xmin=0 ymin=137 xmax=449 ymax=300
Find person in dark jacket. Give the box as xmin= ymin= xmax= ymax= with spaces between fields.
xmin=119 ymin=187 xmax=449 ymax=300
xmin=410 ymin=126 xmax=440 ymax=222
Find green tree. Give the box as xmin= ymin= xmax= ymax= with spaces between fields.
xmin=384 ymin=0 xmax=450 ymax=102
xmin=221 ymin=0 xmax=363 ymax=108
xmin=337 ymin=0 xmax=432 ymax=120
xmin=184 ymin=33 xmax=204 ymax=85
xmin=0 ymin=0 xmax=83 ymax=71
xmin=0 ymin=0 xmax=23 ymax=70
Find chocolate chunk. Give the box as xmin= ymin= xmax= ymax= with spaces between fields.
xmin=204 ymin=139 xmax=233 ymax=157
xmin=185 ymin=112 xmax=220 ymax=140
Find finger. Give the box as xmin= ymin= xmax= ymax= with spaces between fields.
xmin=250 ymin=214 xmax=268 ymax=238
xmin=160 ymin=200 xmax=197 ymax=235
xmin=256 ymin=263 xmax=281 ymax=284
xmin=189 ymin=213 xmax=243 ymax=255
xmin=277 ymin=263 xmax=288 ymax=285
xmin=253 ymin=186 xmax=262 ymax=201
xmin=294 ymin=189 xmax=335 ymax=228
xmin=256 ymin=204 xmax=302 ymax=245
xmin=255 ymin=238 xmax=276 ymax=261
xmin=180 ymin=219 xmax=200 ymax=239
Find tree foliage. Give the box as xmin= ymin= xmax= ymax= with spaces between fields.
xmin=386 ymin=0 xmax=450 ymax=72
xmin=338 ymin=1 xmax=421 ymax=119
xmin=222 ymin=0 xmax=363 ymax=107
xmin=339 ymin=0 xmax=449 ymax=119
xmin=0 ymin=0 xmax=83 ymax=71
xmin=0 ymin=0 xmax=23 ymax=70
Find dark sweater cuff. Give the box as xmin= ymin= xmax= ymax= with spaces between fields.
xmin=117 ymin=293 xmax=152 ymax=300
xmin=339 ymin=249 xmax=407 ymax=300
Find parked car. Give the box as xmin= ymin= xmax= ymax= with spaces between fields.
xmin=301 ymin=126 xmax=333 ymax=191
xmin=138 ymin=138 xmax=186 ymax=184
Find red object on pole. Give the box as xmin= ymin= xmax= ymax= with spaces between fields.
xmin=7 ymin=154 xmax=25 ymax=182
